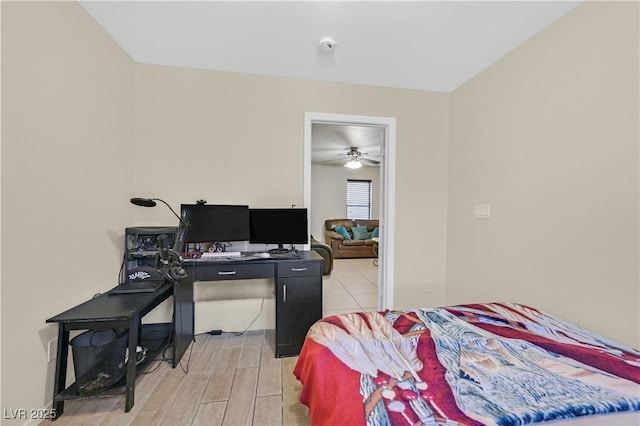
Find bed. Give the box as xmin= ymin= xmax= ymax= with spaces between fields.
xmin=293 ymin=302 xmax=640 ymax=426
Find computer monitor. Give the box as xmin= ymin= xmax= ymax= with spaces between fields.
xmin=249 ymin=208 xmax=308 ymax=253
xmin=180 ymin=204 xmax=250 ymax=244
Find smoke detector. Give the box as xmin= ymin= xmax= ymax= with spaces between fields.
xmin=318 ymin=37 xmax=338 ymax=51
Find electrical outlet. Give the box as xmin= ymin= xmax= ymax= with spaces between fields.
xmin=474 ymin=204 xmax=491 ymax=219
xmin=47 ymin=338 xmax=58 ymax=362
xmin=425 ymin=281 xmax=433 ymax=293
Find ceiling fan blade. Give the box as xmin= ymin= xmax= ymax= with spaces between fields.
xmin=361 ymin=157 xmax=380 ymax=165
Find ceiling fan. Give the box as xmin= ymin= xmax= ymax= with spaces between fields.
xmin=343 ymin=146 xmax=380 ymax=169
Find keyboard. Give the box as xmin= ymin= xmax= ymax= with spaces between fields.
xmin=201 ymin=251 xmax=242 ymax=259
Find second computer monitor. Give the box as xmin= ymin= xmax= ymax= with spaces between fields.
xmin=249 ymin=208 xmax=308 ymax=252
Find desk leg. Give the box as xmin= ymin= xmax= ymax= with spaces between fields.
xmin=124 ymin=317 xmax=139 ymax=412
xmin=52 ymin=325 xmax=69 ymax=420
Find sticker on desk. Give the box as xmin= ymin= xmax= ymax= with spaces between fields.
xmin=128 ymin=271 xmax=152 ymax=281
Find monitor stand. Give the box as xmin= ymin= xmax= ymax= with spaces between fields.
xmin=268 ymin=244 xmax=291 ymax=254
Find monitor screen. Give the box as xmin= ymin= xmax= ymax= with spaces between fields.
xmin=249 ymin=208 xmax=308 ymax=246
xmin=180 ymin=204 xmax=250 ymax=243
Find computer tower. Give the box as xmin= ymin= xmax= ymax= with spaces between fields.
xmin=124 ymin=226 xmax=178 ymax=282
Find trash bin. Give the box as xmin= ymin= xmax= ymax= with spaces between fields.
xmin=70 ymin=329 xmax=128 ymax=396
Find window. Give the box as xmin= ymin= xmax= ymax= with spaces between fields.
xmin=346 ymin=179 xmax=372 ymax=220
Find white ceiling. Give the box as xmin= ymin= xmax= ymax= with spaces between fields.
xmin=78 ymin=0 xmax=580 ymax=93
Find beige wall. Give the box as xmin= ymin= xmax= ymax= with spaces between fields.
xmin=1 ymin=1 xmax=135 ymax=419
xmin=447 ymin=1 xmax=640 ymax=348
xmin=132 ymin=64 xmax=450 ymax=331
xmin=311 ymin=163 xmax=380 ymax=242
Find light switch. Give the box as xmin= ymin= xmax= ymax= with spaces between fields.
xmin=474 ymin=204 xmax=490 ymax=219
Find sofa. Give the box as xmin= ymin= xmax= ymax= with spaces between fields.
xmin=323 ymin=219 xmax=379 ymax=259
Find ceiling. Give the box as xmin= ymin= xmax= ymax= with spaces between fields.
xmin=77 ymin=0 xmax=580 ymax=165
xmin=78 ymin=0 xmax=580 ymax=93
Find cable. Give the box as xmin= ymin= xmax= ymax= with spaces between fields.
xmin=138 ymin=329 xmax=172 ymax=374
xmin=118 ymin=249 xmax=127 ymax=284
xmin=177 ymin=339 xmax=194 ymax=374
xmin=140 ymin=348 xmax=172 ymax=374
xmin=232 ymin=298 xmax=265 ymax=336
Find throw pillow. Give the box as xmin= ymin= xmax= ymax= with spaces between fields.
xmin=334 ymin=225 xmax=351 ymax=240
xmin=352 ymin=226 xmax=370 ymax=240
xmin=371 ymin=226 xmax=379 ymax=238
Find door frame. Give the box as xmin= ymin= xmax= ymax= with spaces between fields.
xmin=304 ymin=112 xmax=396 ymax=309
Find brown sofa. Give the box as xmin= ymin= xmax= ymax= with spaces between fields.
xmin=324 ymin=219 xmax=379 ymax=259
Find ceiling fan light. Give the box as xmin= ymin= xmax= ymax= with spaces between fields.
xmin=345 ymin=159 xmax=362 ymax=169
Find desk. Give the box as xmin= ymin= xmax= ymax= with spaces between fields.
xmin=181 ymin=250 xmax=323 ymax=357
xmin=46 ymin=280 xmax=193 ymax=419
xmin=46 ymin=251 xmax=320 ymax=418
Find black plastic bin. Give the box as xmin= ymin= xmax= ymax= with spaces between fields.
xmin=70 ymin=329 xmax=128 ymax=396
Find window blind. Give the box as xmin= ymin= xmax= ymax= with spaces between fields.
xmin=346 ymin=179 xmax=372 ymax=220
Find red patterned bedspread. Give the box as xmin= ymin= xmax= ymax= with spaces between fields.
xmin=293 ymin=303 xmax=640 ymax=426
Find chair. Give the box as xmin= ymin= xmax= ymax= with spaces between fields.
xmin=311 ymin=236 xmax=334 ymax=275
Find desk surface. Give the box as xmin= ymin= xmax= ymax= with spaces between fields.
xmin=46 ymin=282 xmax=173 ymax=324
xmin=181 ymin=250 xmax=322 ymax=282
xmin=181 ymin=250 xmax=319 ymax=264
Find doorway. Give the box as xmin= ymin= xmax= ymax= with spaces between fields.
xmin=304 ymin=112 xmax=396 ymax=309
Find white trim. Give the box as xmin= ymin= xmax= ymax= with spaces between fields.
xmin=303 ymin=116 xmax=313 ymax=252
xmin=304 ymin=112 xmax=396 ymax=309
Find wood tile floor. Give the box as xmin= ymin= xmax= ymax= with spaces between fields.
xmin=40 ymin=330 xmax=308 ymax=426
xmin=40 ymin=259 xmax=379 ymax=425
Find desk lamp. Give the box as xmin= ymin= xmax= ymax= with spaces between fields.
xmin=130 ymin=197 xmax=186 ymax=226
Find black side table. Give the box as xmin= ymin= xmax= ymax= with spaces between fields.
xmin=46 ymin=282 xmax=174 ymax=419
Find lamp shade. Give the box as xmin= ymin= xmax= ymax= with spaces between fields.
xmin=130 ymin=197 xmax=157 ymax=207
xmin=130 ymin=197 xmax=186 ymax=226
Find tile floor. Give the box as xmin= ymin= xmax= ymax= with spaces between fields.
xmin=322 ymin=257 xmax=380 ymax=317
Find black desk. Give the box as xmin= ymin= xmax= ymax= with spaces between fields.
xmin=46 ymin=280 xmax=194 ymax=419
xmin=181 ymin=250 xmax=323 ymax=357
xmin=45 ymin=251 xmax=320 ymax=418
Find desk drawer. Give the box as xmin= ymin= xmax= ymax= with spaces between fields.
xmin=277 ymin=260 xmax=321 ymax=278
xmin=190 ymin=262 xmax=274 ymax=281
